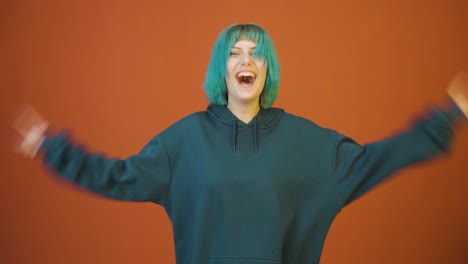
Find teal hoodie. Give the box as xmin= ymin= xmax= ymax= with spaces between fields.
xmin=40 ymin=104 xmax=461 ymax=264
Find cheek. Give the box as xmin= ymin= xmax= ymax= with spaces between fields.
xmin=255 ymin=60 xmax=267 ymax=74
xmin=227 ymin=58 xmax=238 ymax=70
xmin=225 ymin=65 xmax=233 ymax=80
xmin=259 ymin=66 xmax=268 ymax=80
xmin=225 ymin=62 xmax=236 ymax=84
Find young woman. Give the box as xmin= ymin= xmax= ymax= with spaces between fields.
xmin=13 ymin=23 xmax=468 ymax=264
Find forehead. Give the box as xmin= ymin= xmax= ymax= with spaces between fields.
xmin=231 ymin=39 xmax=256 ymax=49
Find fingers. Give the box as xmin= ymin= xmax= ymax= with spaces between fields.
xmin=12 ymin=123 xmax=48 ymax=159
xmin=12 ymin=104 xmax=47 ymax=136
xmin=447 ymin=71 xmax=468 ymax=118
xmin=11 ymin=104 xmax=49 ymax=159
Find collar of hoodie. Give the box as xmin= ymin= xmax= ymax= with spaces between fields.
xmin=207 ymin=104 xmax=284 ymax=153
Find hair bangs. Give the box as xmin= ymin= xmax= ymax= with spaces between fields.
xmin=227 ymin=24 xmax=266 ymax=59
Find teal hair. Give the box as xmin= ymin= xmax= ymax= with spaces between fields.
xmin=203 ymin=23 xmax=280 ymax=108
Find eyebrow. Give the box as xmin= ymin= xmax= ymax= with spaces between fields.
xmin=231 ymin=46 xmax=256 ymax=50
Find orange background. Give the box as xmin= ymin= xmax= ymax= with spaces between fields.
xmin=1 ymin=0 xmax=468 ymax=263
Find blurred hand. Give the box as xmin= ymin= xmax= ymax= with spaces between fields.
xmin=447 ymin=71 xmax=468 ymax=119
xmin=11 ymin=105 xmax=49 ymax=159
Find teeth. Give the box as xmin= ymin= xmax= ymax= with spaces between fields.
xmin=236 ymin=71 xmax=256 ymax=78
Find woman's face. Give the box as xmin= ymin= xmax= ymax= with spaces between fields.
xmin=225 ymin=39 xmax=267 ymax=107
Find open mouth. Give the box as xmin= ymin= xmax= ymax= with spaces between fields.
xmin=236 ymin=71 xmax=257 ymax=85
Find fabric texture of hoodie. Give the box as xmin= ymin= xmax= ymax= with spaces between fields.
xmin=40 ymin=104 xmax=462 ymax=264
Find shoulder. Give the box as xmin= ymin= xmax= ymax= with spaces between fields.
xmin=282 ymin=111 xmax=334 ymax=131
xmin=159 ymin=111 xmax=207 ymax=133
xmin=170 ymin=111 xmax=206 ymax=122
xmin=157 ymin=110 xmax=216 ymax=142
xmin=278 ymin=110 xmax=340 ymax=143
xmin=275 ymin=110 xmax=340 ymax=166
xmin=146 ymin=111 xmax=207 ymax=151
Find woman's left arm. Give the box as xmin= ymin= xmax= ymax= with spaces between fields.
xmin=333 ymin=72 xmax=467 ymax=207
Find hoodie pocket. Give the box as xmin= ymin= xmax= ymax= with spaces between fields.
xmin=209 ymin=257 xmax=279 ymax=264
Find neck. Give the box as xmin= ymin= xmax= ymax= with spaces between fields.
xmin=227 ymin=101 xmax=260 ymax=124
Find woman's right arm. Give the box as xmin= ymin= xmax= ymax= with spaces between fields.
xmin=39 ymin=132 xmax=172 ymax=204
xmin=12 ymin=105 xmax=172 ymax=205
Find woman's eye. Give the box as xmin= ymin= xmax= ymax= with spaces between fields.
xmin=230 ymin=52 xmax=239 ymax=56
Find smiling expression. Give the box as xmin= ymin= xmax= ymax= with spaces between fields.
xmin=225 ymin=39 xmax=268 ymax=106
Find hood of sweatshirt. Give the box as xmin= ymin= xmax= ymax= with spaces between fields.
xmin=207 ymin=104 xmax=284 ymax=153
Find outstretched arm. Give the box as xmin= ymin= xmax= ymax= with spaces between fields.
xmin=12 ymin=106 xmax=172 ymax=204
xmin=333 ymin=72 xmax=467 ymax=207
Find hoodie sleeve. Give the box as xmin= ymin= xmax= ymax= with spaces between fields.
xmin=332 ymin=104 xmax=464 ymax=207
xmin=39 ymin=132 xmax=172 ymax=204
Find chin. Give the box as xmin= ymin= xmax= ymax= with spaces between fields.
xmin=238 ymin=95 xmax=262 ymax=104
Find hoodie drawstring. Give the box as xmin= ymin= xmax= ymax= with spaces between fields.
xmin=207 ymin=104 xmax=282 ymax=154
xmin=253 ymin=117 xmax=258 ymax=153
xmin=231 ymin=116 xmax=259 ymax=153
xmin=232 ymin=118 xmax=237 ymax=152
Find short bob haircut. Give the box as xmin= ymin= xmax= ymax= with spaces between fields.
xmin=203 ymin=23 xmax=280 ymax=108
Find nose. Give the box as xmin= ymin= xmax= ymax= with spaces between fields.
xmin=241 ymin=53 xmax=253 ymax=65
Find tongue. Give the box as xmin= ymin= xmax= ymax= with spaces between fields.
xmin=238 ymin=76 xmax=254 ymax=85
